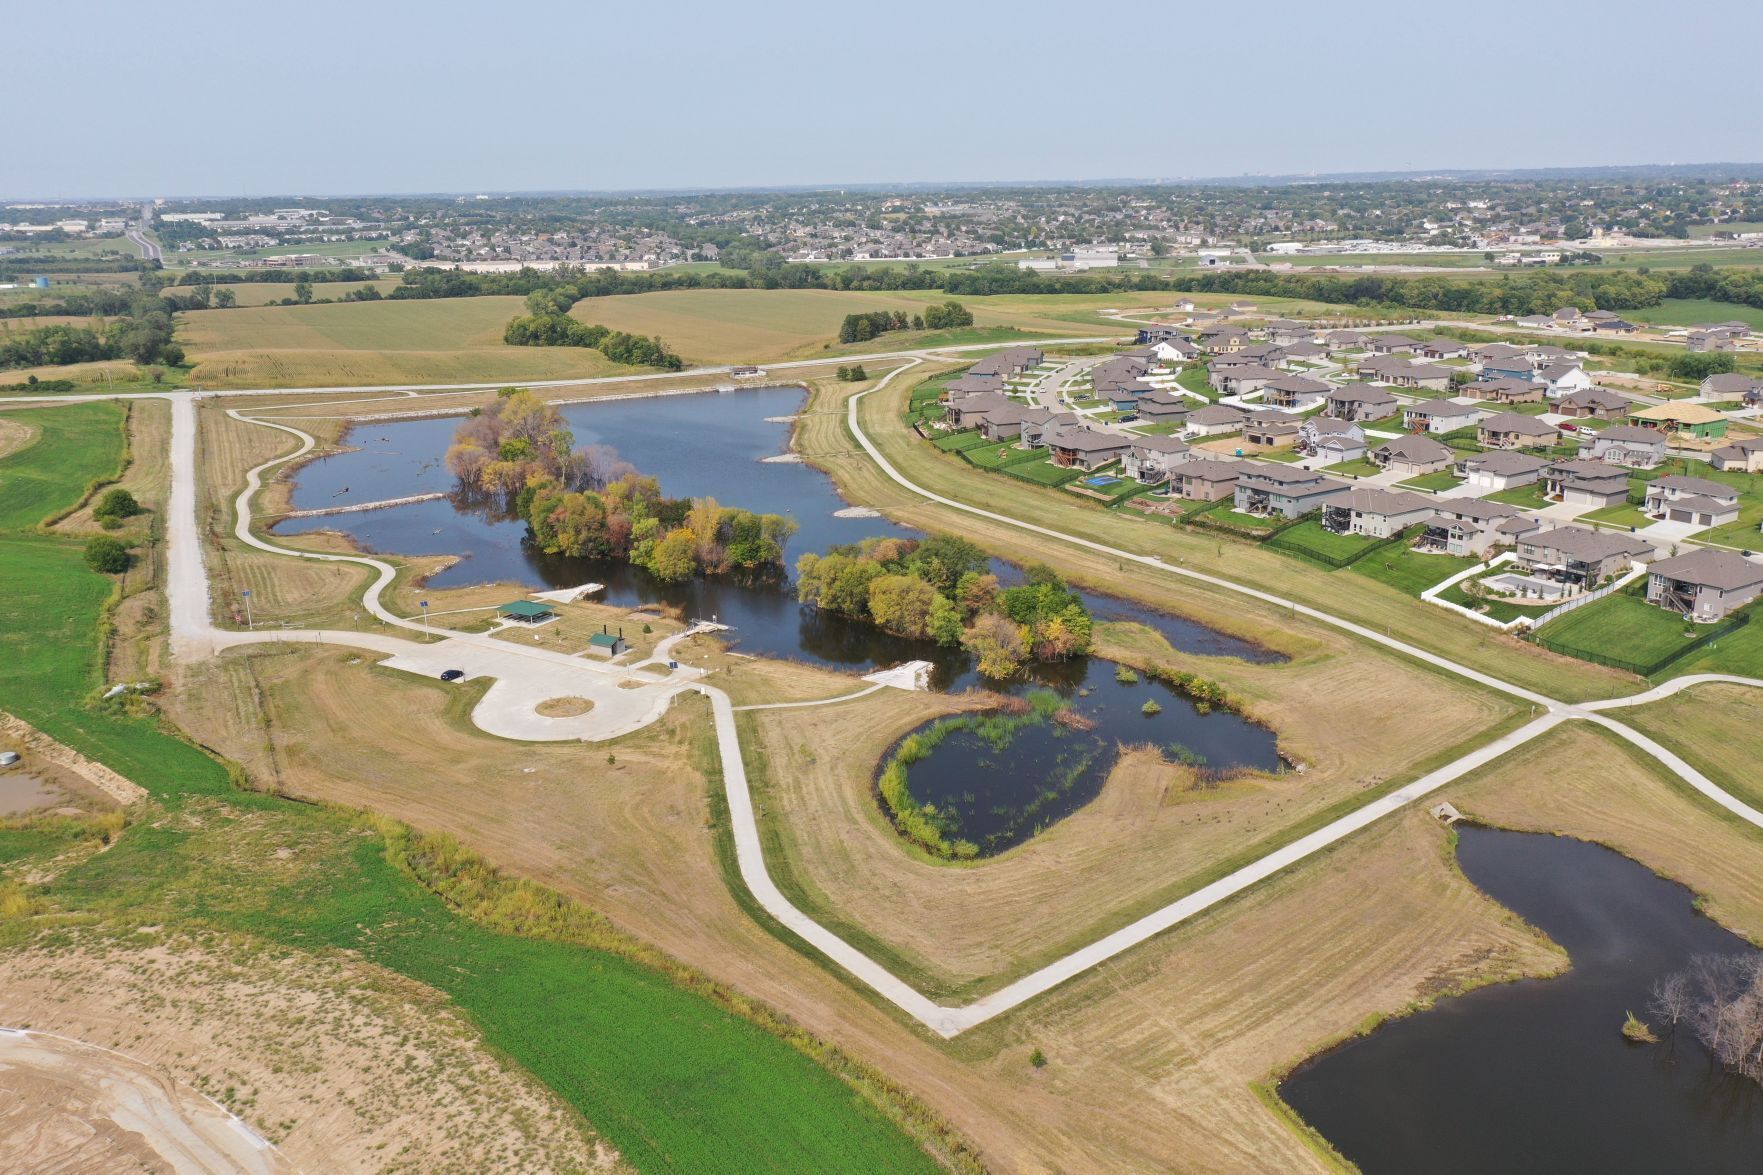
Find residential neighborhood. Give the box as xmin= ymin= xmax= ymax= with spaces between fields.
xmin=921 ymin=303 xmax=1763 ymax=652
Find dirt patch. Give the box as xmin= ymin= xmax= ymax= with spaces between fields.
xmin=0 ymin=932 xmax=622 ymax=1174
xmin=537 ymin=696 xmax=595 ymax=718
xmin=0 ymin=1028 xmax=293 ymax=1174
xmin=0 ymin=416 xmax=38 ymax=460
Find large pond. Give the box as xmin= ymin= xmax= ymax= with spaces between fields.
xmin=1282 ymin=826 xmax=1763 ymax=1173
xmin=280 ymin=385 xmax=1282 ymax=844
xmin=278 ymin=386 xmax=1278 ymax=688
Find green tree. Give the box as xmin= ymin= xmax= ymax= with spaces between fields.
xmin=648 ymin=528 xmax=699 ymax=581
xmin=867 ymin=574 xmax=939 ymax=640
xmin=293 ymin=279 xmax=314 ymax=304
xmin=83 ymin=535 xmax=130 ymax=574
xmin=212 ymin=287 xmax=236 ymax=308
xmin=92 ymin=487 xmax=141 ymax=525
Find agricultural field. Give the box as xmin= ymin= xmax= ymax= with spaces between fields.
xmin=565 ymin=288 xmax=1130 ymax=365
xmin=1625 ymin=297 xmax=1763 ymax=331
xmin=177 ymin=296 xmax=635 ymax=387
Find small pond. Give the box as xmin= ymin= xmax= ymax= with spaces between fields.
xmin=882 ymin=662 xmax=1282 ymax=856
xmin=1281 ymin=826 xmax=1763 ymax=1174
xmin=0 ymin=771 xmax=70 ymax=816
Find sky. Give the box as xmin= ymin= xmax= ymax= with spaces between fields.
xmin=15 ymin=0 xmax=1763 ymax=199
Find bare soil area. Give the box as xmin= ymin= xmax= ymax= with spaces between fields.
xmin=0 ymin=932 xmax=621 ymax=1174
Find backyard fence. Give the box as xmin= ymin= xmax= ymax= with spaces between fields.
xmin=1530 ymin=611 xmax=1750 ymax=677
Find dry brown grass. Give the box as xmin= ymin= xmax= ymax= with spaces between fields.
xmin=0 ymin=417 xmax=36 ymax=460
xmin=743 ymin=619 xmax=1516 ymax=997
xmin=1616 ymin=683 xmax=1763 ymax=814
xmin=536 ymin=697 xmax=595 ymax=718
xmin=179 ymin=643 xmax=1739 ymax=1173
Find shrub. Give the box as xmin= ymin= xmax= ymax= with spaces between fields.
xmin=1141 ymin=699 xmax=1162 ymax=716
xmin=83 ymin=535 xmax=129 ymax=574
xmin=93 ymin=487 xmax=141 ymax=523
xmin=1029 ymin=1048 xmax=1047 ymax=1068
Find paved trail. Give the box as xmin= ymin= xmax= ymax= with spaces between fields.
xmin=16 ymin=337 xmax=1763 ymax=1038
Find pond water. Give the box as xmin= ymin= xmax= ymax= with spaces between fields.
xmin=0 ymin=771 xmax=69 ymax=816
xmin=278 ymin=386 xmax=1278 ymax=682
xmin=886 ymin=664 xmax=1282 ymax=855
xmin=280 ymin=385 xmax=1281 ymax=845
xmin=1281 ymin=826 xmax=1763 ymax=1174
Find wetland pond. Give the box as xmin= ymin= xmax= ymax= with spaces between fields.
xmin=281 ymin=385 xmax=1282 ymax=845
xmin=1281 ymin=826 xmax=1763 ymax=1174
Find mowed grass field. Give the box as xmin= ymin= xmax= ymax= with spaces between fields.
xmin=0 ymin=401 xmax=951 ymax=1173
xmin=177 ymin=296 xmax=634 ymax=387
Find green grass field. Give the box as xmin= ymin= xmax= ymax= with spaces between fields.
xmin=1535 ymin=592 xmax=1704 ymax=669
xmin=1625 ymin=298 xmax=1763 ymax=331
xmin=0 ymin=401 xmax=943 ymax=1173
xmin=1266 ymin=520 xmax=1382 ymax=563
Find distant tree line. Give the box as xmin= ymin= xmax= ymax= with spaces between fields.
xmin=0 ymin=291 xmax=183 ymax=370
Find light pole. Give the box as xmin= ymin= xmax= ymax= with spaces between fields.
xmin=242 ymin=589 xmax=253 ymax=630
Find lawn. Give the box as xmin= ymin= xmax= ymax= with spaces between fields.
xmin=0 ymin=403 xmax=946 ymax=1174
xmin=1322 ymin=458 xmax=1380 ymax=478
xmin=1486 ymin=482 xmax=1553 ymax=510
xmin=1436 ymin=579 xmax=1558 ymax=624
xmin=1625 ymin=298 xmax=1763 ymax=331
xmin=1003 ymin=456 xmax=1083 ymax=486
xmin=1579 ymin=500 xmax=1650 ymax=529
xmin=1266 ymin=519 xmax=1383 ymax=563
xmin=1350 ymin=545 xmax=1477 ymax=596
xmin=1535 ymin=592 xmax=1704 ymax=670
xmin=1397 ymin=470 xmax=1464 ymax=492
xmin=1175 ymin=366 xmax=1218 ymax=400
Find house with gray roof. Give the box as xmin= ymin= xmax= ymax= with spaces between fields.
xmin=1711 ymin=436 xmax=1763 ymax=474
xmin=1418 ymin=337 xmax=1470 ymax=360
xmin=946 ymin=391 xmax=1014 ymax=428
xmin=1643 ymin=476 xmax=1741 ymax=527
xmin=1541 ymin=458 xmax=1630 ymax=508
xmin=967 ymin=346 xmax=1044 ymax=377
xmin=1276 ymin=340 xmax=1328 ymax=365
xmin=1585 ymin=425 xmax=1668 ymax=469
xmin=1211 ymin=363 xmax=1281 ymax=397
xmin=1185 ymin=403 xmax=1249 ymax=437
xmin=1232 ymin=466 xmax=1350 ymax=519
xmin=1698 ymin=372 xmax=1763 ymax=402
xmin=1383 ymin=362 xmax=1455 ymax=392
xmin=1048 ymin=427 xmax=1130 ymax=472
xmin=1022 ymin=411 xmax=1082 ymax=448
xmin=1370 ymin=434 xmax=1455 ymax=478
xmin=1298 ymin=416 xmax=1365 ymax=464
xmin=1168 ymin=458 xmax=1243 ymax=502
xmin=1325 ymin=383 xmax=1399 ymax=422
xmin=1320 ymin=487 xmax=1434 ymax=538
xmin=1365 ymin=333 xmax=1422 ymax=355
xmin=1123 ymin=435 xmax=1192 ymax=485
xmin=1262 ymin=374 xmax=1332 ymax=410
xmin=1322 ymin=329 xmax=1368 ymax=352
xmin=1404 ymin=399 xmax=1483 ymax=434
xmin=1137 ymin=389 xmax=1189 ymax=422
xmin=1646 ymin=549 xmax=1763 ymax=622
xmin=943 ymin=374 xmax=1005 ymax=397
xmin=1515 ymin=527 xmax=1654 ymax=586
xmin=1418 ymin=499 xmax=1537 ymax=558
xmin=1478 ymin=412 xmax=1560 ymax=450
xmin=1458 ymin=449 xmax=1548 ymax=492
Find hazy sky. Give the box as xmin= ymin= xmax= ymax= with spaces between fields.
xmin=16 ymin=0 xmax=1763 ymax=198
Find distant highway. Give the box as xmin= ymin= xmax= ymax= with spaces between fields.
xmin=129 ymin=201 xmax=162 ymax=261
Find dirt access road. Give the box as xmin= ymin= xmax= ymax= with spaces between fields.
xmin=0 ymin=1027 xmax=291 ymax=1174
